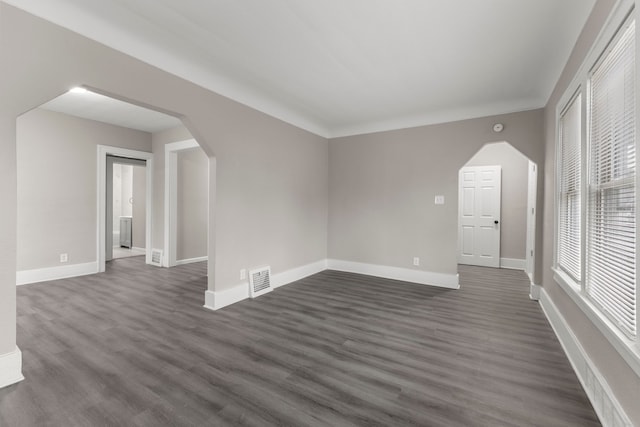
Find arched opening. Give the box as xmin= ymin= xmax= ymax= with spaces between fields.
xmin=458 ymin=141 xmax=537 ymax=287
xmin=16 ymin=87 xmax=211 ymax=282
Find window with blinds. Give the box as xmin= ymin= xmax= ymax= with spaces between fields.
xmin=586 ymin=18 xmax=636 ymax=338
xmin=558 ymin=93 xmax=582 ymax=282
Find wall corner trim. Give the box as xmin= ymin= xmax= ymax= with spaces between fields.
xmin=16 ymin=262 xmax=99 ymax=286
xmin=203 ymin=259 xmax=328 ymax=311
xmin=529 ymin=282 xmax=541 ymax=301
xmin=0 ymin=347 xmax=24 ymax=389
xmin=327 ymin=259 xmax=460 ymax=289
xmin=539 ymin=288 xmax=633 ymax=427
xmin=500 ymin=257 xmax=526 ymax=270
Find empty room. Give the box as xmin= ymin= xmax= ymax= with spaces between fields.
xmin=0 ymin=0 xmax=638 ymax=426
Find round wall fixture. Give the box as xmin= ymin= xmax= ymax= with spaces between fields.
xmin=493 ymin=123 xmax=504 ymax=133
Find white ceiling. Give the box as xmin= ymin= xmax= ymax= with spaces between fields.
xmin=41 ymin=90 xmax=182 ymax=133
xmin=8 ymin=0 xmax=596 ymax=137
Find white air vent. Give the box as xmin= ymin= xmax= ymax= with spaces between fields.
xmin=150 ymin=249 xmax=163 ymax=267
xmin=249 ymin=266 xmax=272 ymax=298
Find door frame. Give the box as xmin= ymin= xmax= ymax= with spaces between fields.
xmin=164 ymin=138 xmax=200 ymax=267
xmin=97 ymin=145 xmax=153 ymax=272
xmin=525 ymin=161 xmax=538 ymax=280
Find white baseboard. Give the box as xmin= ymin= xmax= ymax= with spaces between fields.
xmin=529 ymin=282 xmax=541 ymax=301
xmin=203 ymin=258 xmax=459 ymax=311
xmin=16 ymin=262 xmax=99 ymax=286
xmin=175 ymin=256 xmax=208 ymax=266
xmin=327 ymin=259 xmax=460 ymax=289
xmin=539 ymin=289 xmax=632 ymax=427
xmin=204 ymin=259 xmax=328 ymax=311
xmin=500 ymin=257 xmax=526 ymax=270
xmin=272 ymin=259 xmax=327 ymax=288
xmin=0 ymin=347 xmax=24 ymax=389
xmin=204 ymin=286 xmax=248 ymax=311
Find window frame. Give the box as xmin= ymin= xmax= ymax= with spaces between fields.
xmin=557 ymin=90 xmax=584 ymax=284
xmin=552 ymin=0 xmax=640 ymax=377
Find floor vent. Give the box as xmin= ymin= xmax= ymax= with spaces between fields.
xmin=249 ymin=266 xmax=272 ymax=298
xmin=150 ymin=249 xmax=163 ymax=267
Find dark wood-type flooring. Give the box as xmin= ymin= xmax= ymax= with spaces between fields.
xmin=0 ymin=258 xmax=599 ymax=426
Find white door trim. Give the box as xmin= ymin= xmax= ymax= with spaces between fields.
xmin=97 ymin=145 xmax=153 ymax=272
xmin=525 ymin=161 xmax=538 ymax=281
xmin=164 ymin=139 xmax=200 ymax=267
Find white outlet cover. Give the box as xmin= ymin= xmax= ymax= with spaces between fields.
xmin=435 ymin=195 xmax=445 ymax=205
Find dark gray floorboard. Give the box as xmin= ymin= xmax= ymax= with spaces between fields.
xmin=0 ymin=258 xmax=599 ymax=426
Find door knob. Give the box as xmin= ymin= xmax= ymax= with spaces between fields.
xmin=494 ymin=220 xmax=499 ymax=224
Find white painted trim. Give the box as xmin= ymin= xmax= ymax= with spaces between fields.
xmin=204 ymin=259 xmax=328 ymax=311
xmin=327 ymin=259 xmax=460 ymax=289
xmin=539 ymin=289 xmax=633 ymax=427
xmin=500 ymin=257 xmax=526 ymax=270
xmin=529 ymin=282 xmax=541 ymax=301
xmin=164 ymin=139 xmax=201 ymax=268
xmin=175 ymin=256 xmax=208 ymax=266
xmin=525 ymin=160 xmax=537 ymax=278
xmin=97 ymin=145 xmax=153 ymax=272
xmin=272 ymin=259 xmax=328 ymax=288
xmin=553 ymin=268 xmax=640 ymax=378
xmin=17 ymin=262 xmax=98 ymax=286
xmin=204 ymin=286 xmax=248 ymax=311
xmin=203 ymin=259 xmax=459 ymax=311
xmin=0 ymin=347 xmax=24 ymax=389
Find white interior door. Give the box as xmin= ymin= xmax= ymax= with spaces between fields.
xmin=458 ymin=165 xmax=502 ymax=267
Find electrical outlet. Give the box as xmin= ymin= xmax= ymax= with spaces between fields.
xmin=60 ymin=253 xmax=68 ymax=263
xmin=240 ymin=269 xmax=247 ymax=280
xmin=434 ymin=195 xmax=445 ymax=205
xmin=413 ymin=257 xmax=420 ymax=266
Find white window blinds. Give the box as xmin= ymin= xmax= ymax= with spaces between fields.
xmin=558 ymin=93 xmax=582 ymax=281
xmin=587 ymin=19 xmax=636 ymax=338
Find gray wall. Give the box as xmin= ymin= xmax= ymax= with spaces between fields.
xmin=465 ymin=142 xmax=529 ymax=261
xmin=16 ymin=108 xmax=151 ymax=271
xmin=0 ymin=3 xmax=329 ymax=358
xmin=328 ymin=110 xmax=544 ymax=277
xmin=542 ymin=0 xmax=640 ymax=423
xmin=177 ymin=148 xmax=208 ymax=261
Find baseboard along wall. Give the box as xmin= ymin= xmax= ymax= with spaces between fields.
xmin=204 ymin=258 xmax=459 ymax=311
xmin=175 ymin=256 xmax=208 ymax=266
xmin=16 ymin=262 xmax=99 ymax=286
xmin=539 ymin=289 xmax=632 ymax=427
xmin=0 ymin=347 xmax=24 ymax=389
xmin=500 ymin=257 xmax=526 ymax=270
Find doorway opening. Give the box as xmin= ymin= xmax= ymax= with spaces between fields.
xmin=100 ymin=149 xmax=153 ymax=270
xmin=110 ymin=160 xmax=146 ymax=259
xmin=164 ymin=139 xmax=209 ymax=267
xmin=16 ymin=87 xmax=209 ymax=285
xmin=457 ymin=142 xmax=537 ymax=281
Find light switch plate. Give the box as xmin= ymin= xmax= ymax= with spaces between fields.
xmin=435 ymin=195 xmax=445 ymax=205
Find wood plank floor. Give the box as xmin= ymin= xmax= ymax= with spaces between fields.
xmin=0 ymin=258 xmax=599 ymax=426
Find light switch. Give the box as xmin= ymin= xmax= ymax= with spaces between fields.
xmin=435 ymin=195 xmax=445 ymax=205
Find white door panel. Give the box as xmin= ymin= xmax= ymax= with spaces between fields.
xmin=458 ymin=165 xmax=501 ymax=267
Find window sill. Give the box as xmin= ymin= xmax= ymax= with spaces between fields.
xmin=552 ymin=267 xmax=640 ymax=378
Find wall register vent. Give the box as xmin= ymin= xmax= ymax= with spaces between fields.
xmin=249 ymin=266 xmax=272 ymax=298
xmin=150 ymin=249 xmax=163 ymax=267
